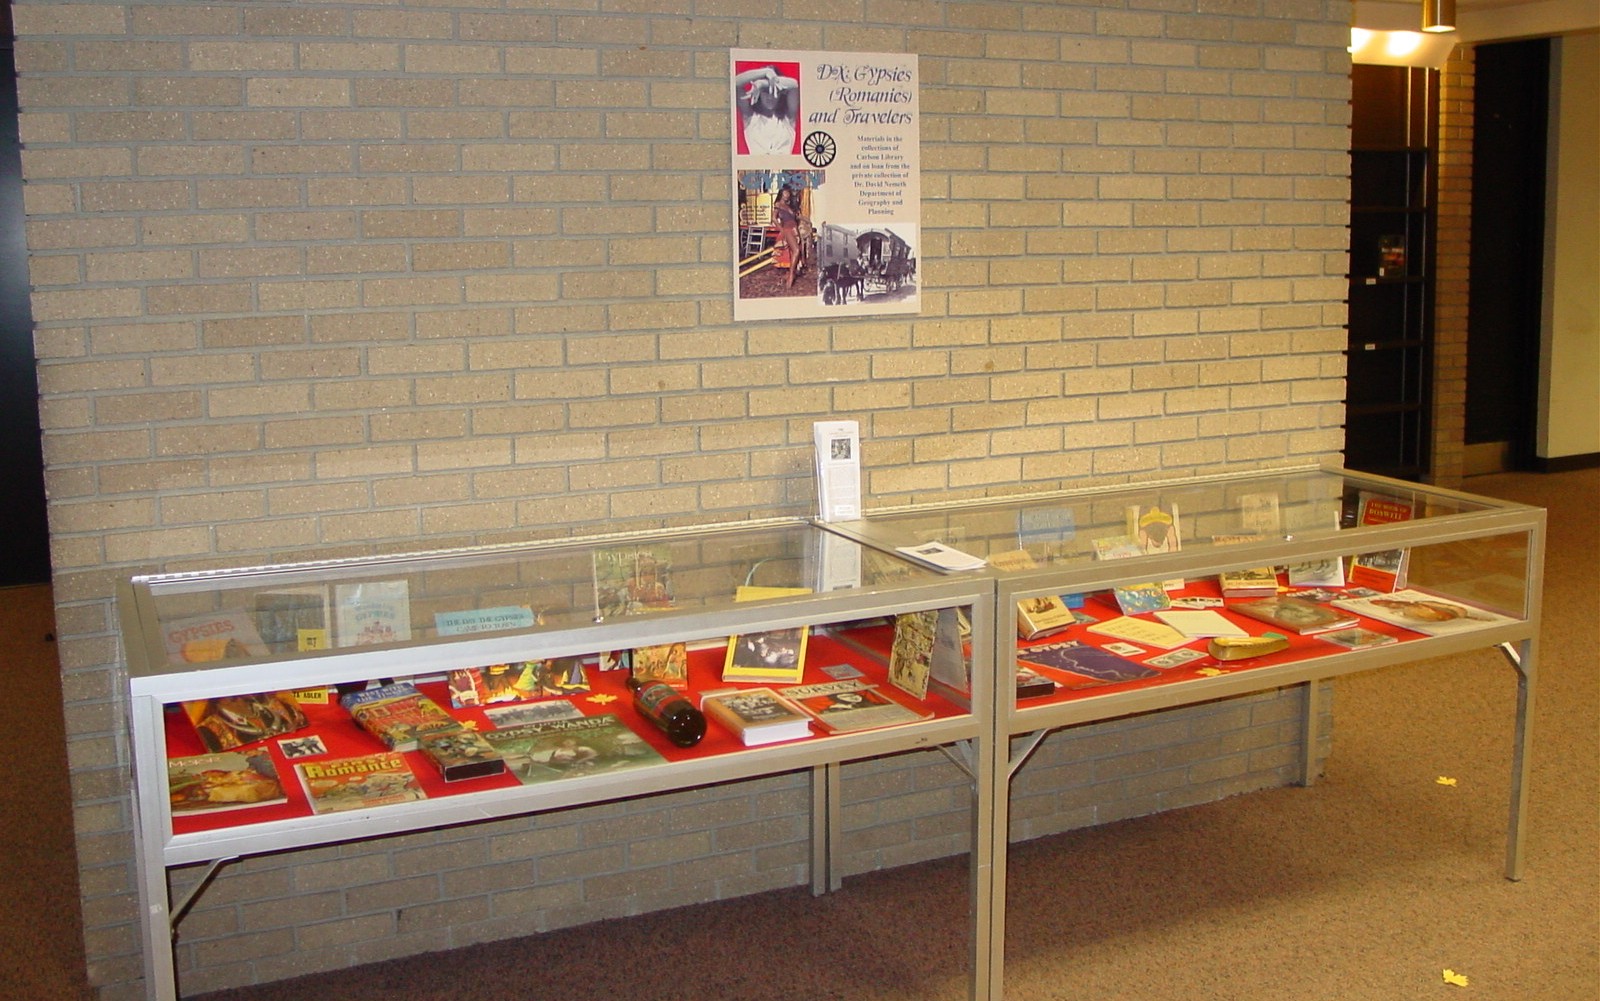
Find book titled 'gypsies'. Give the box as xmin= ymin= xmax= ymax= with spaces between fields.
xmin=340 ymin=682 xmax=462 ymax=752
xmin=295 ymin=752 xmax=425 ymax=815
xmin=481 ymin=714 xmax=666 ymax=784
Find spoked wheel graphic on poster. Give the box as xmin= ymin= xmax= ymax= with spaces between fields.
xmin=803 ymin=131 xmax=837 ymax=167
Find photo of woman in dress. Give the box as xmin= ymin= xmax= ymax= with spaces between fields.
xmin=734 ymin=61 xmax=801 ymax=156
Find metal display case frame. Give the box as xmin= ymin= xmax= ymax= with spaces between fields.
xmin=823 ymin=462 xmax=1543 ymax=1001
xmin=119 ymin=519 xmax=997 ymax=1001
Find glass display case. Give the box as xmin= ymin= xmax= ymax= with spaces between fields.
xmin=119 ymin=519 xmax=997 ymax=1001
xmin=823 ymin=462 xmax=1543 ymax=1000
xmin=120 ymin=464 xmax=1544 ymax=1001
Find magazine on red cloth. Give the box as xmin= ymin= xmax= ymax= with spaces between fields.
xmin=340 ymin=682 xmax=462 ymax=752
xmin=168 ymin=750 xmax=286 ymax=814
xmin=295 ymin=752 xmax=425 ymax=814
xmin=482 ymin=714 xmax=667 ymax=784
xmin=1331 ymin=589 xmax=1517 ymax=637
xmin=778 ymin=679 xmax=933 ymax=734
xmin=1017 ymin=641 xmax=1160 ymax=689
xmin=1348 ymin=491 xmax=1414 ymax=591
xmin=181 ymin=691 xmax=309 ymax=753
xmin=1230 ymin=596 xmax=1358 ymax=635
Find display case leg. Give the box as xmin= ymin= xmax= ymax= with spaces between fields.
xmin=1500 ymin=640 xmax=1535 ymax=881
xmin=810 ymin=762 xmax=842 ymax=895
xmin=1300 ymin=680 xmax=1327 ymax=786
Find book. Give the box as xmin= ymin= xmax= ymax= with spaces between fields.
xmin=482 ymin=700 xmax=586 ymax=728
xmin=631 ymin=642 xmax=689 ymax=689
xmin=1091 ymin=534 xmax=1144 ymax=561
xmin=1218 ymin=566 xmax=1280 ymax=598
xmin=1208 ymin=635 xmax=1290 ymax=661
xmin=1111 ymin=581 xmax=1172 ymax=615
xmin=1016 ymin=641 xmax=1160 ymax=688
xmin=592 ymin=545 xmax=674 ymax=618
xmin=1348 ymin=491 xmax=1414 ymax=591
xmin=447 ymin=662 xmax=540 ymax=707
xmin=482 ymin=714 xmax=667 ymax=783
xmin=894 ymin=540 xmax=986 ymax=572
xmin=161 ymin=610 xmax=268 ymax=664
xmin=723 ymin=586 xmax=812 ymax=685
xmin=1230 ymin=596 xmax=1358 ymax=635
xmin=887 ymin=608 xmax=937 ymax=698
xmin=1016 ymin=594 xmax=1075 ymax=641
xmin=168 ymin=750 xmax=286 ymax=814
xmin=447 ymin=658 xmax=589 ymax=708
xmin=1330 ymin=589 xmax=1518 ymax=637
xmin=1152 ymin=609 xmax=1249 ymax=638
xmin=333 ymin=580 xmax=412 ymax=647
xmin=1287 ymin=556 xmax=1345 ymax=588
xmin=1014 ymin=665 xmax=1057 ymax=699
xmin=340 ymin=682 xmax=463 ymax=752
xmin=699 ymin=687 xmax=814 ymax=746
xmin=928 ymin=606 xmax=972 ymax=699
xmin=417 ymin=729 xmax=506 ymax=782
xmin=1126 ymin=502 xmax=1182 ymax=589
xmin=1316 ymin=627 xmax=1399 ymax=650
xmin=252 ymin=586 xmax=331 ymax=654
xmin=723 ymin=627 xmax=808 ymax=685
xmin=1237 ymin=492 xmax=1282 ymax=535
xmin=295 ymin=752 xmax=425 ymax=814
xmin=1017 ymin=505 xmax=1075 ymax=563
xmin=1084 ymin=615 xmax=1190 ymax=650
xmin=1377 ymin=233 xmax=1407 ymax=277
xmin=181 ymin=691 xmax=309 ymax=753
xmin=987 ymin=548 xmax=1039 ymax=572
xmin=779 ymin=679 xmax=934 ymax=733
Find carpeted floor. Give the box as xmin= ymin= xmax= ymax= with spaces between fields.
xmin=6 ymin=469 xmax=1596 ymax=1001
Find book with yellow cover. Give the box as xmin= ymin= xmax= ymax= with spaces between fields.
xmin=1084 ymin=615 xmax=1190 ymax=650
xmin=723 ymin=586 xmax=812 ymax=684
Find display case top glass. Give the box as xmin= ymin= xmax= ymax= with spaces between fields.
xmin=826 ymin=465 xmax=1523 ymax=575
xmin=125 ymin=519 xmax=935 ymax=674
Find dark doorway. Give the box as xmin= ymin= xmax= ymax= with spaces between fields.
xmin=1344 ymin=64 xmax=1437 ymax=481
xmin=0 ymin=21 xmax=52 ymax=587
xmin=1465 ymin=39 xmax=1550 ymax=473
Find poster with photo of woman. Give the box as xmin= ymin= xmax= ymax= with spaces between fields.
xmin=731 ymin=48 xmax=920 ymax=321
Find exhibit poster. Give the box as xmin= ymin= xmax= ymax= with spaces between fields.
xmin=731 ymin=49 xmax=921 ymax=321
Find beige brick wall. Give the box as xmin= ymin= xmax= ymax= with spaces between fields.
xmin=14 ymin=1 xmax=1353 ymax=996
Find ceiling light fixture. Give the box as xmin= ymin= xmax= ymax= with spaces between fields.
xmin=1421 ymin=0 xmax=1456 ymax=33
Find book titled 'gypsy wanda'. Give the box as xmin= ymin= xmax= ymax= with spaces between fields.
xmin=481 ymin=714 xmax=666 ymax=784
xmin=340 ymin=682 xmax=462 ymax=752
xmin=295 ymin=752 xmax=425 ymax=814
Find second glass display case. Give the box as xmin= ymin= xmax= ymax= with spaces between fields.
xmin=824 ymin=462 xmax=1543 ymax=998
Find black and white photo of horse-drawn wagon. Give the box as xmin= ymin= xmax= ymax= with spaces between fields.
xmin=816 ymin=224 xmax=918 ymax=306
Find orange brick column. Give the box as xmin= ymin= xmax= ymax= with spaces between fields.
xmin=1431 ymin=46 xmax=1475 ymax=487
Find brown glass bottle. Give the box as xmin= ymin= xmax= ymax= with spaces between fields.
xmin=626 ymin=677 xmax=706 ymax=747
